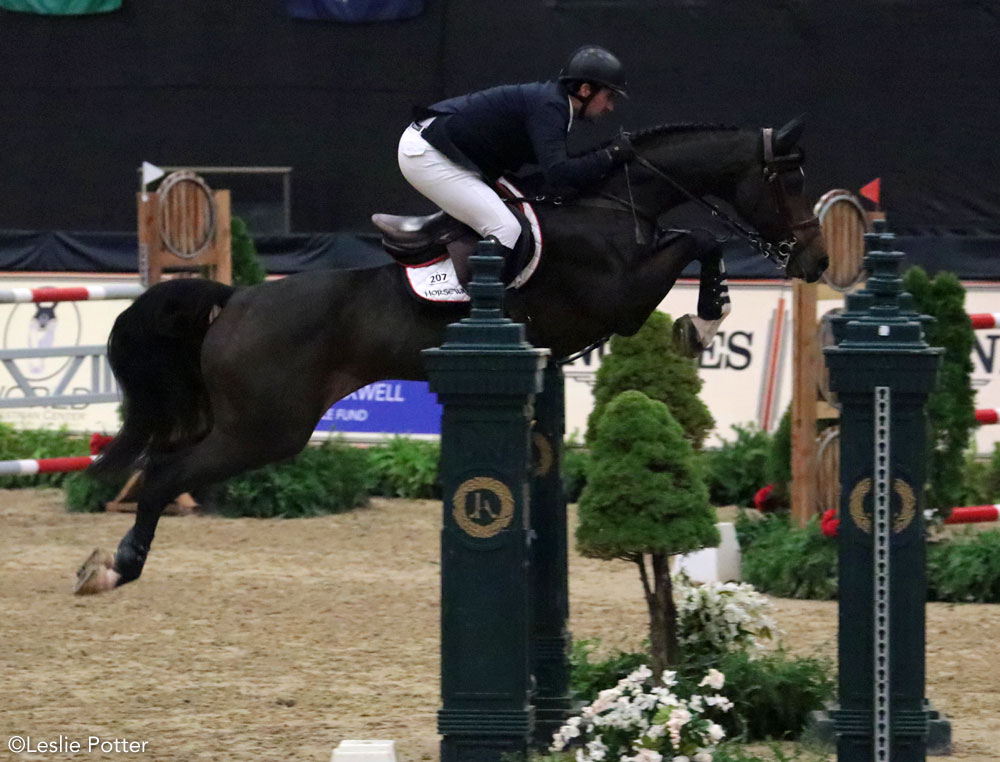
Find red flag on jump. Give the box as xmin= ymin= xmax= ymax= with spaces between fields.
xmin=859 ymin=177 xmax=881 ymax=206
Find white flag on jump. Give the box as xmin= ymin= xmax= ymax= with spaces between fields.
xmin=141 ymin=161 xmax=165 ymax=187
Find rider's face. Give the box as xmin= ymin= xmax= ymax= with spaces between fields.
xmin=579 ymin=85 xmax=616 ymax=121
xmin=592 ymin=88 xmax=617 ymax=119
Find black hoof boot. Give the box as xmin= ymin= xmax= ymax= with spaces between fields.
xmin=113 ymin=529 xmax=150 ymax=586
xmin=672 ymin=314 xmax=704 ymax=358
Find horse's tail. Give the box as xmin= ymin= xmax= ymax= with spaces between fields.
xmin=89 ymin=278 xmax=236 ymax=480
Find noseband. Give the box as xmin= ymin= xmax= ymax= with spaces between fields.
xmin=630 ymin=128 xmax=820 ymax=271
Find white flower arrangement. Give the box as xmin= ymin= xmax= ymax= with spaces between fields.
xmin=551 ymin=666 xmax=733 ymax=762
xmin=674 ymin=575 xmax=778 ymax=660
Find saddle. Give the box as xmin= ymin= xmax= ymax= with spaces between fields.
xmin=371 ymin=179 xmax=541 ymax=302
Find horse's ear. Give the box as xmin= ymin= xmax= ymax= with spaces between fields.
xmin=774 ymin=114 xmax=806 ymax=153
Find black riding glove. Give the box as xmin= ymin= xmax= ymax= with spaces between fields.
xmin=606 ymin=133 xmax=635 ymax=165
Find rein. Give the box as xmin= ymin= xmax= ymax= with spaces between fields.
xmin=502 ymin=128 xmax=820 ymax=271
xmin=627 ymin=129 xmax=820 ymax=271
xmin=628 ymin=157 xmax=794 ymax=271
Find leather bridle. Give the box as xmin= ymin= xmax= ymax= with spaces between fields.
xmin=623 ymin=128 xmax=821 ymax=271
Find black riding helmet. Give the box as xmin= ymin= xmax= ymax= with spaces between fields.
xmin=558 ymin=45 xmax=629 ymax=98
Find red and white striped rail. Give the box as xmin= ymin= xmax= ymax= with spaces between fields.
xmin=970 ymin=313 xmax=1000 ymax=331
xmin=943 ymin=505 xmax=1000 ymax=525
xmin=0 ymin=455 xmax=97 ymax=477
xmin=0 ymin=284 xmax=144 ymax=304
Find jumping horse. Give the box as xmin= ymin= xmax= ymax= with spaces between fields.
xmin=74 ymin=117 xmax=827 ymax=594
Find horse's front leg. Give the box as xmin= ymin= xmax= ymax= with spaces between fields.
xmin=673 ymin=247 xmax=731 ymax=357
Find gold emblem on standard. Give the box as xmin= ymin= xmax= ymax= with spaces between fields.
xmin=848 ymin=477 xmax=917 ymax=534
xmin=452 ymin=477 xmax=515 ymax=538
xmin=532 ymin=432 xmax=554 ymax=477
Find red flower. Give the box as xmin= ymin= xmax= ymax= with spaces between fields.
xmin=753 ymin=484 xmax=775 ymax=510
xmin=821 ymin=508 xmax=840 ymax=538
xmin=89 ymin=433 xmax=115 ymax=455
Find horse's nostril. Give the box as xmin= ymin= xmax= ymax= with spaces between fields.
xmin=818 ymin=256 xmax=830 ymax=273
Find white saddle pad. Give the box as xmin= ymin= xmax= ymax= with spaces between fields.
xmin=404 ymin=177 xmax=543 ymax=304
xmin=405 ymin=256 xmax=469 ymax=303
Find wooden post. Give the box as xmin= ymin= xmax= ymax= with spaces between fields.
xmin=791 ymin=280 xmax=818 ymax=528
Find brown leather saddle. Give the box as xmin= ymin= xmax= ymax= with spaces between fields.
xmin=371 ymin=192 xmax=536 ymax=286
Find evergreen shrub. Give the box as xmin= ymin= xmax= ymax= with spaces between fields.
xmin=561 ymin=443 xmax=590 ymax=503
xmin=767 ymin=408 xmax=793 ymax=487
xmin=578 ymin=390 xmax=719 ymax=672
xmin=230 ymin=216 xmax=267 ymax=285
xmin=587 ymin=311 xmax=714 ymax=448
xmin=902 ymin=266 xmax=975 ymax=512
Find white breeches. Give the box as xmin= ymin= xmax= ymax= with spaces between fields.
xmin=397 ymin=123 xmax=521 ymax=249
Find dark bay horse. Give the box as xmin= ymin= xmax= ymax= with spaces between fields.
xmin=74 ymin=117 xmax=827 ymax=594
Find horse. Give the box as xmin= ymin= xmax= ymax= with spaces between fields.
xmin=73 ymin=117 xmax=828 ymax=594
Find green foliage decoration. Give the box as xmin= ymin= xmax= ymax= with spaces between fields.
xmin=902 ymin=266 xmax=975 ymax=512
xmin=587 ymin=311 xmax=714 ymax=448
xmin=567 ymin=638 xmax=834 ymax=745
xmin=230 ymin=216 xmax=267 ymax=286
xmin=703 ymin=424 xmax=773 ymax=507
xmin=569 ymin=638 xmax=649 ymax=704
xmin=63 ymin=471 xmax=123 ymax=513
xmin=217 ymin=440 xmax=371 ymax=518
xmin=737 ymin=514 xmax=838 ymax=600
xmin=961 ymin=444 xmax=1000 ymax=506
xmin=0 ymin=423 xmax=88 ymax=488
xmin=709 ymin=650 xmax=834 ymax=743
xmin=366 ymin=437 xmax=440 ymax=499
xmin=927 ymin=529 xmax=1000 ymax=603
xmin=712 ymin=745 xmax=832 ymax=762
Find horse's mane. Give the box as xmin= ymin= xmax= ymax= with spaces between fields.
xmin=630 ymin=122 xmax=741 ymax=144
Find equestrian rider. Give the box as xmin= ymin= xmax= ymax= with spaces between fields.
xmin=396 ymin=45 xmax=635 ymax=263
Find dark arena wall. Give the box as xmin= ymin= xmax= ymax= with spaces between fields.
xmin=0 ymin=0 xmax=997 ymax=244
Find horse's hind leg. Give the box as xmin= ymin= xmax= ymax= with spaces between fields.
xmin=76 ymin=426 xmax=306 ymax=594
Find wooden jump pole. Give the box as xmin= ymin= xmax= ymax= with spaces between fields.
xmin=791 ymin=280 xmax=819 ymax=527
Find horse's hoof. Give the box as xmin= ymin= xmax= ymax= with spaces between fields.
xmin=673 ymin=314 xmax=704 ymax=358
xmin=73 ymin=548 xmax=119 ymax=595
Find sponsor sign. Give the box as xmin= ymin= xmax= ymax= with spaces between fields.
xmin=315 ymin=380 xmax=441 ymax=435
xmin=965 ymin=284 xmax=1000 ymax=454
xmin=562 ymin=281 xmax=795 ymax=447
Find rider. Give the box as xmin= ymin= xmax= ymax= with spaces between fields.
xmin=396 ymin=44 xmax=635 ymax=263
